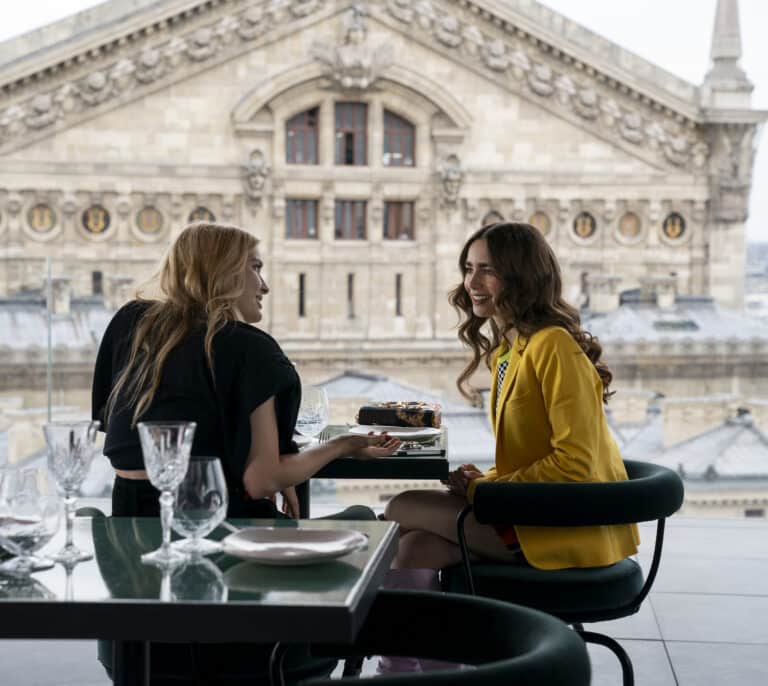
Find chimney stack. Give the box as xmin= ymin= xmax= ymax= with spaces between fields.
xmin=46 ymin=276 xmax=72 ymax=316
xmin=586 ymin=274 xmax=622 ymax=314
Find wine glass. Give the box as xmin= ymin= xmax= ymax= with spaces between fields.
xmin=0 ymin=467 xmax=61 ymax=578
xmin=171 ymin=556 xmax=227 ymax=603
xmin=43 ymin=420 xmax=100 ymax=564
xmin=295 ymin=385 xmax=330 ymax=441
xmin=171 ymin=456 xmax=228 ymax=557
xmin=137 ymin=421 xmax=196 ymax=568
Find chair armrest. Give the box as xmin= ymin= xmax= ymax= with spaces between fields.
xmin=472 ymin=460 xmax=684 ymax=527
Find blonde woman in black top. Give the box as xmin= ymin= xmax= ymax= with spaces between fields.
xmin=93 ymin=221 xmax=398 ymax=518
xmin=92 ymin=222 xmax=399 ymax=684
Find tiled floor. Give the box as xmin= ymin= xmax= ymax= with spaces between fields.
xmin=584 ymin=517 xmax=768 ymax=686
xmin=0 ymin=516 xmax=765 ymax=685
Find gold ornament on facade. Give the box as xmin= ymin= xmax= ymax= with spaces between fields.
xmin=27 ymin=204 xmax=56 ymax=233
xmin=529 ymin=211 xmax=551 ymax=236
xmin=136 ymin=206 xmax=164 ymax=234
xmin=573 ymin=211 xmax=596 ymax=239
xmin=82 ymin=205 xmax=110 ymax=234
xmin=618 ymin=212 xmax=641 ymax=239
xmin=189 ymin=207 xmax=215 ymax=223
xmin=662 ymin=212 xmax=686 ymax=240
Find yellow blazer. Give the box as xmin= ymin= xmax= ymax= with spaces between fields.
xmin=467 ymin=326 xmax=640 ymax=570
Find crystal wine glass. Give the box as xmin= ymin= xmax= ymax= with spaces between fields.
xmin=137 ymin=421 xmax=196 ymax=568
xmin=43 ymin=420 xmax=100 ymax=564
xmin=295 ymin=385 xmax=330 ymax=441
xmin=0 ymin=467 xmax=61 ymax=578
xmin=171 ymin=456 xmax=228 ymax=557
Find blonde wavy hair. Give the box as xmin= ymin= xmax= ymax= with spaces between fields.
xmin=105 ymin=221 xmax=258 ymax=426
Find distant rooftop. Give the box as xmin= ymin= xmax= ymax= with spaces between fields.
xmin=585 ymin=295 xmax=768 ymax=343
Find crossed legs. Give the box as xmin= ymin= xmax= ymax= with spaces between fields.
xmin=384 ymin=489 xmax=519 ymax=569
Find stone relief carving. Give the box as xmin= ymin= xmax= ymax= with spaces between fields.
xmin=527 ymin=63 xmax=555 ymax=96
xmin=238 ymin=7 xmax=268 ymax=40
xmin=310 ymin=6 xmax=393 ymax=91
xmin=77 ymin=71 xmax=113 ymax=107
xmin=435 ymin=15 xmax=462 ymax=48
xmin=414 ymin=1 xmax=436 ymax=31
xmin=291 ymin=0 xmax=322 ymax=18
xmin=483 ymin=39 xmax=509 ymax=71
xmin=462 ymin=25 xmax=484 ymax=57
xmin=135 ymin=48 xmax=165 ymax=83
xmin=25 ymin=95 xmax=59 ymax=130
xmin=186 ymin=28 xmax=218 ymax=62
xmin=380 ymin=0 xmax=710 ymax=172
xmin=242 ymin=149 xmax=271 ymax=205
xmin=387 ymin=0 xmax=413 ymax=23
xmin=0 ymin=0 xmax=327 ymax=150
xmin=0 ymin=0 xmax=719 ymax=176
xmin=439 ymin=154 xmax=464 ymax=206
xmin=573 ymin=88 xmax=600 ymax=120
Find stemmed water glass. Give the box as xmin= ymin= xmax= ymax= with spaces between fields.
xmin=43 ymin=420 xmax=100 ymax=564
xmin=0 ymin=467 xmax=61 ymax=579
xmin=171 ymin=456 xmax=228 ymax=557
xmin=296 ymin=385 xmax=330 ymax=442
xmin=137 ymin=421 xmax=196 ymax=567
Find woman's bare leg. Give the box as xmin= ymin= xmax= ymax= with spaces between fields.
xmin=384 ymin=489 xmax=519 ymax=567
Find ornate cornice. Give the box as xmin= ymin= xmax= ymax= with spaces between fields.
xmin=0 ymin=0 xmax=334 ymax=153
xmin=378 ymin=0 xmax=713 ymax=172
xmin=0 ymin=0 xmax=760 ymax=173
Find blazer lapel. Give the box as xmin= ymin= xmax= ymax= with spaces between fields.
xmin=493 ymin=337 xmax=523 ymax=435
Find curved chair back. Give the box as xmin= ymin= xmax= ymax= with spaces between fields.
xmin=472 ymin=460 xmax=684 ymax=527
xmin=307 ymin=589 xmax=590 ymax=685
xmin=447 ymin=460 xmax=684 ymax=686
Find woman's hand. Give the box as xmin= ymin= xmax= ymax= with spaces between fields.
xmin=332 ymin=433 xmax=401 ymax=460
xmin=280 ymin=486 xmax=300 ymax=519
xmin=442 ymin=463 xmax=484 ymax=497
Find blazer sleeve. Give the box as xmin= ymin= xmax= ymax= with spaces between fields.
xmin=468 ymin=329 xmax=601 ymax=500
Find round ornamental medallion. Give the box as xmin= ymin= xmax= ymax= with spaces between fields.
xmin=27 ymin=204 xmax=57 ymax=233
xmin=662 ymin=212 xmax=686 ymax=240
xmin=188 ymin=206 xmax=215 ymax=223
xmin=618 ymin=212 xmax=641 ymax=239
xmin=529 ymin=211 xmax=551 ymax=236
xmin=573 ymin=211 xmax=596 ymax=239
xmin=136 ymin=206 xmax=164 ymax=234
xmin=481 ymin=210 xmax=504 ymax=226
xmin=82 ymin=205 xmax=111 ymax=234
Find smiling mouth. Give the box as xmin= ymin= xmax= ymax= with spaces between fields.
xmin=471 ymin=295 xmax=491 ymax=304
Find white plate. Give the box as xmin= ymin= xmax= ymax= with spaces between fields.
xmin=221 ymin=527 xmax=368 ymax=566
xmin=348 ymin=425 xmax=442 ymax=440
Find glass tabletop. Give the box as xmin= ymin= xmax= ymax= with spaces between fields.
xmin=0 ymin=517 xmax=399 ymax=644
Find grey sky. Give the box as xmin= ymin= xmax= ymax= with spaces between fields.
xmin=1 ymin=0 xmax=766 ymax=241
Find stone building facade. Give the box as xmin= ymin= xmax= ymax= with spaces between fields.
xmin=0 ymin=0 xmax=765 ymax=399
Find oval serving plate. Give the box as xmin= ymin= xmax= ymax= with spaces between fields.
xmin=348 ymin=425 xmax=442 ymax=441
xmin=221 ymin=527 xmax=368 ymax=566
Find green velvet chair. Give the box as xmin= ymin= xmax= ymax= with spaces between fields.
xmin=441 ymin=460 xmax=684 ymax=686
xmin=302 ymin=589 xmax=591 ymax=685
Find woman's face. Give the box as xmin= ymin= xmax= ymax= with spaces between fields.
xmin=463 ymin=238 xmax=503 ymax=319
xmin=235 ymin=248 xmax=269 ymax=323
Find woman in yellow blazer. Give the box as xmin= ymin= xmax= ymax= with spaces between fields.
xmin=385 ymin=221 xmax=639 ymax=577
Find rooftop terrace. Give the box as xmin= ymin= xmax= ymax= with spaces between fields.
xmin=0 ymin=515 xmax=765 ymax=685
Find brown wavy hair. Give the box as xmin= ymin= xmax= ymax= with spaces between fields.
xmin=105 ymin=222 xmax=258 ymax=426
xmin=449 ymin=222 xmax=613 ymax=404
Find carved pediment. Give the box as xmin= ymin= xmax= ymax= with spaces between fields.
xmin=0 ymin=0 xmax=759 ymax=174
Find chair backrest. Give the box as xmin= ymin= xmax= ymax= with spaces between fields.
xmin=308 ymin=589 xmax=591 ymax=685
xmin=472 ymin=459 xmax=684 ymax=527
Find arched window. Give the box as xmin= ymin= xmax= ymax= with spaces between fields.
xmin=383 ymin=110 xmax=415 ymax=167
xmin=286 ymin=107 xmax=319 ymax=164
xmin=335 ymin=102 xmax=368 ymax=166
